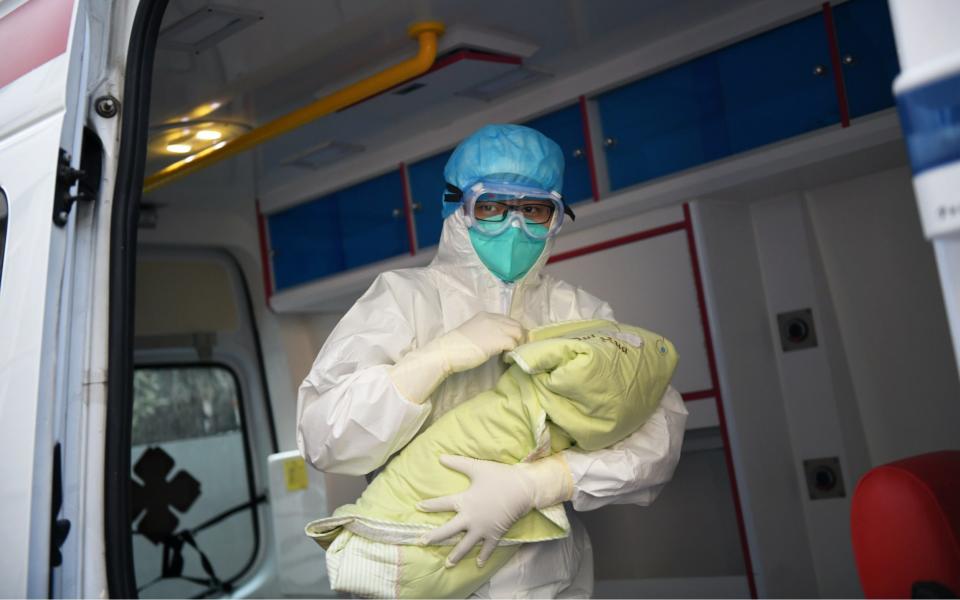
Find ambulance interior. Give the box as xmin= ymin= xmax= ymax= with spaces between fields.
xmin=125 ymin=0 xmax=960 ymax=597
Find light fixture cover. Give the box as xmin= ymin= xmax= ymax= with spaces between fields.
xmin=281 ymin=141 xmax=366 ymax=170
xmin=159 ymin=4 xmax=263 ymax=53
xmin=455 ymin=66 xmax=552 ymax=102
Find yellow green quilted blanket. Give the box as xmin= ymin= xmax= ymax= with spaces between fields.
xmin=305 ymin=319 xmax=678 ymax=598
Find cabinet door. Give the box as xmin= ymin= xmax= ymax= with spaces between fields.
xmin=597 ymin=56 xmax=725 ymax=191
xmin=599 ymin=11 xmax=839 ymax=192
xmin=268 ymin=196 xmax=343 ymax=291
xmin=833 ymin=0 xmax=900 ymax=119
xmin=408 ymin=149 xmax=454 ymax=250
xmin=523 ymin=104 xmax=594 ymax=205
xmin=337 ymin=170 xmax=409 ymax=270
xmin=716 ymin=11 xmax=840 ymax=154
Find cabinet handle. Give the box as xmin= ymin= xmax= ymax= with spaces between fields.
xmin=392 ymin=208 xmax=403 ymax=219
xmin=572 ymin=148 xmax=584 ymax=159
xmin=812 ymin=64 xmax=827 ymax=77
xmin=412 ymin=202 xmax=423 ymax=213
xmin=603 ymin=137 xmax=617 ymax=148
xmin=842 ymin=54 xmax=855 ymax=66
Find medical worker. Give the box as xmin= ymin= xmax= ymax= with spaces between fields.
xmin=297 ymin=124 xmax=688 ymax=598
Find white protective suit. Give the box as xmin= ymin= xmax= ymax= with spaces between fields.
xmin=297 ymin=209 xmax=689 ymax=598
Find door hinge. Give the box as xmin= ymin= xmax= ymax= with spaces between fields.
xmin=53 ymin=128 xmax=103 ymax=227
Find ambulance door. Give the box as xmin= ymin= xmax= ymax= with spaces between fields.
xmin=0 ymin=0 xmax=94 ymax=596
xmin=0 ymin=0 xmax=146 ymax=597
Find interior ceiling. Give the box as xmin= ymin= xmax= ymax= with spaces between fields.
xmin=147 ymin=0 xmax=765 ymax=201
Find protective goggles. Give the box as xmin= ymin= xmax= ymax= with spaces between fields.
xmin=444 ymin=181 xmax=575 ymax=240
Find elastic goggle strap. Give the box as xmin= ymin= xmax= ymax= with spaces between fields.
xmin=443 ymin=183 xmax=463 ymax=204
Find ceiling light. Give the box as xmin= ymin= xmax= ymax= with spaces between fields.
xmin=166 ymin=144 xmax=192 ymax=154
xmin=196 ymin=130 xmax=222 ymax=141
xmin=159 ymin=4 xmax=263 ymax=54
xmin=212 ymin=141 xmax=227 ymax=150
xmin=184 ymin=155 xmax=196 ymax=163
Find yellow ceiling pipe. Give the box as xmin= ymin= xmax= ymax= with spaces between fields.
xmin=144 ymin=21 xmax=446 ymax=193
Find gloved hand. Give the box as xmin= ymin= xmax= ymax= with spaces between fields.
xmin=416 ymin=454 xmax=573 ymax=568
xmin=389 ymin=312 xmax=524 ymax=405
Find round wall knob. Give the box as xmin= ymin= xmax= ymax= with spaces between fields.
xmin=786 ymin=318 xmax=810 ymax=343
xmin=572 ymin=148 xmax=584 ymax=159
xmin=392 ymin=208 xmax=403 ymax=219
xmin=812 ymin=64 xmax=827 ymax=76
xmin=603 ymin=137 xmax=617 ymax=148
xmin=842 ymin=54 xmax=855 ymax=66
xmin=412 ymin=202 xmax=423 ymax=212
xmin=813 ymin=466 xmax=838 ymax=492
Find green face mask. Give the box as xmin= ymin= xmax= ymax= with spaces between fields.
xmin=469 ymin=222 xmax=548 ymax=283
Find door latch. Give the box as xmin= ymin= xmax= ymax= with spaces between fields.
xmin=53 ymin=128 xmax=103 ymax=227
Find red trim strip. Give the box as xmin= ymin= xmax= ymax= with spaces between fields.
xmin=399 ymin=162 xmax=417 ymax=256
xmin=0 ymin=0 xmax=75 ymax=90
xmin=823 ymin=2 xmax=851 ymax=128
xmin=578 ymin=96 xmax=601 ymax=202
xmin=548 ymin=221 xmax=686 ymax=264
xmin=682 ymin=389 xmax=718 ymax=402
xmin=429 ymin=49 xmax=522 ymax=73
xmin=255 ymin=200 xmax=275 ymax=305
xmin=683 ymin=203 xmax=758 ymax=598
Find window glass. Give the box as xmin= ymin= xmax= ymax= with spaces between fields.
xmin=132 ymin=367 xmax=241 ymax=444
xmin=0 ymin=188 xmax=7 ymax=291
xmin=130 ymin=365 xmax=258 ymax=598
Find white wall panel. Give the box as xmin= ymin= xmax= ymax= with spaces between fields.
xmin=545 ymin=223 xmax=712 ymax=395
xmin=806 ymin=166 xmax=960 ymax=465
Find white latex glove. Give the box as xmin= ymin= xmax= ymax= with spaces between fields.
xmin=388 ymin=312 xmax=524 ymax=405
xmin=416 ymin=454 xmax=573 ymax=568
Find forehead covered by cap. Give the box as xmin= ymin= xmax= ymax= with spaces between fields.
xmin=444 ymin=124 xmax=565 ymax=194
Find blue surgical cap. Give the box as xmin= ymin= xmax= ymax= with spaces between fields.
xmin=442 ymin=124 xmax=564 ymax=218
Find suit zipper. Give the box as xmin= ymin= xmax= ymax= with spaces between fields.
xmin=501 ymin=284 xmax=514 ymax=316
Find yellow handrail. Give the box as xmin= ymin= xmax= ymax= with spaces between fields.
xmin=144 ymin=21 xmax=445 ymax=193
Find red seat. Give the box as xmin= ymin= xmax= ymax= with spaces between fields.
xmin=851 ymin=450 xmax=960 ymax=598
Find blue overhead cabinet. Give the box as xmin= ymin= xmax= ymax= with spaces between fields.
xmin=337 ymin=170 xmax=409 ymax=270
xmin=596 ymin=56 xmax=726 ymax=190
xmin=598 ymin=11 xmax=839 ymax=192
xmin=832 ymin=0 xmax=900 ymax=119
xmin=268 ymin=195 xmax=344 ymax=290
xmin=523 ymin=104 xmax=595 ymax=205
xmin=408 ymin=149 xmax=454 ymax=250
xmin=267 ymin=170 xmax=407 ymax=290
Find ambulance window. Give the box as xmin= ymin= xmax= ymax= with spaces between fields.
xmin=130 ymin=365 xmax=259 ymax=598
xmin=0 ymin=188 xmax=6 ymax=289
